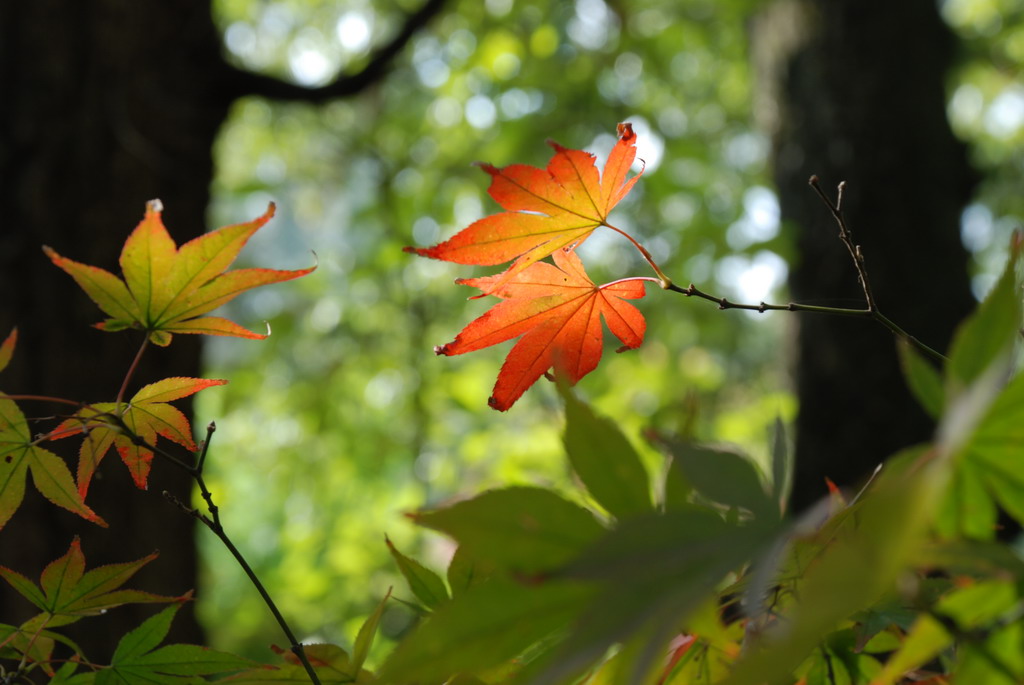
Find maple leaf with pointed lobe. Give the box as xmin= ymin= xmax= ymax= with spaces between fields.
xmin=50 ymin=377 xmax=226 ymax=493
xmin=406 ymin=123 xmax=643 ymax=295
xmin=439 ymin=248 xmax=651 ymax=411
xmin=0 ymin=393 xmax=105 ymax=530
xmin=44 ymin=200 xmax=315 ymax=346
xmin=0 ymin=537 xmax=183 ymax=628
xmin=0 ymin=330 xmax=104 ymax=529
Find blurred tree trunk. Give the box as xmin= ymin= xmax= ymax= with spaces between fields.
xmin=0 ymin=0 xmax=231 ymax=656
xmin=755 ymin=0 xmax=977 ymax=511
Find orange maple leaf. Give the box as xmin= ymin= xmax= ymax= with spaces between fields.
xmin=438 ymin=248 xmax=652 ymax=411
xmin=406 ymin=123 xmax=643 ymax=295
xmin=44 ymin=201 xmax=315 ymax=346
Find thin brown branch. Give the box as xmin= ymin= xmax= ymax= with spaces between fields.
xmin=219 ymin=0 xmax=447 ymax=104
xmin=808 ymin=176 xmax=877 ymax=312
xmin=664 ymin=283 xmax=947 ymax=364
xmin=806 ymin=176 xmax=947 ymax=363
xmin=121 ymin=423 xmax=321 ymax=685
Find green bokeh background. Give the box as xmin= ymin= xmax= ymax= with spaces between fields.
xmin=194 ymin=0 xmax=1022 ymax=662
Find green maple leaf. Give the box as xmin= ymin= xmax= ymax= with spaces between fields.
xmin=51 ymin=377 xmax=227 ymax=493
xmin=44 ymin=200 xmax=315 ymax=347
xmin=0 ymin=537 xmax=182 ymax=629
xmin=94 ymin=604 xmax=254 ymax=684
xmin=0 ymin=394 xmax=104 ymax=530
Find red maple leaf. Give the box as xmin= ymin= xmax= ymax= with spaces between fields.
xmin=438 ymin=248 xmax=652 ymax=411
xmin=406 ymin=123 xmax=643 ymax=295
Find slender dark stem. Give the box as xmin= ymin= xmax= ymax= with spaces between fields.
xmin=809 ymin=176 xmax=948 ymax=362
xmin=808 ymin=176 xmax=877 ymax=312
xmin=822 ymin=647 xmax=837 ymax=685
xmin=667 ymin=282 xmax=869 ymax=316
xmin=657 ymin=178 xmax=949 ymax=365
xmin=3 ymin=394 xmax=82 ymax=407
xmin=665 ymin=282 xmax=947 ymax=364
xmin=201 ymin=514 xmax=321 ymax=685
xmin=116 ymin=338 xmax=149 ymax=408
xmin=141 ymin=425 xmax=321 ymax=685
xmin=193 ymin=423 xmax=220 ymax=528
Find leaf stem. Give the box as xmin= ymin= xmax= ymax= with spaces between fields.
xmin=604 ymin=222 xmax=673 ymax=288
xmin=2 ymin=394 xmax=83 ymax=407
xmin=116 ymin=338 xmax=149 ymax=409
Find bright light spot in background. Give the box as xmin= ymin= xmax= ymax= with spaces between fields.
xmin=658 ymin=106 xmax=688 ymax=138
xmin=412 ymin=216 xmax=441 ymax=246
xmin=961 ymin=203 xmax=994 ymax=253
xmin=491 ymin=53 xmax=521 ymax=80
xmin=569 ymin=0 xmax=615 ymax=50
xmin=364 ymin=370 xmax=405 ymax=409
xmin=499 ymin=89 xmax=544 ymax=119
xmin=630 ymin=118 xmax=664 ymax=172
xmin=454 ymin=190 xmax=483 ymax=228
xmin=724 ymin=132 xmax=769 ymax=171
xmin=984 ymin=84 xmax=1024 ymax=139
xmin=447 ymin=29 xmax=477 ymax=61
xmin=336 ymin=12 xmax=371 ymax=52
xmin=415 ymin=58 xmax=450 ymax=88
xmin=308 ymin=298 xmax=342 ymax=334
xmin=716 ymin=251 xmax=788 ymax=306
xmin=430 ymin=97 xmax=462 ymax=127
xmin=948 ymin=83 xmax=984 ymax=132
xmin=614 ymin=52 xmax=643 ymax=81
xmin=414 ymin=37 xmax=449 ymax=88
xmin=224 ymin=22 xmax=256 ymax=58
xmin=660 ymin=193 xmax=698 ymax=227
xmin=289 ymin=47 xmax=331 ymax=86
xmin=485 ymin=0 xmax=513 ymax=17
xmin=726 ymin=186 xmax=780 ymax=250
xmin=465 ymin=95 xmax=498 ymax=129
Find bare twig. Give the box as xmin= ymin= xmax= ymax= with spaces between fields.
xmin=808 ymin=176 xmax=877 ymax=312
xmin=119 ymin=424 xmax=323 ymax=685
xmin=660 ymin=179 xmax=947 ymax=365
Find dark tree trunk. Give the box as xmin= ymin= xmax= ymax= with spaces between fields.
xmin=0 ymin=0 xmax=236 ymax=656
xmin=757 ymin=0 xmax=976 ymax=511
